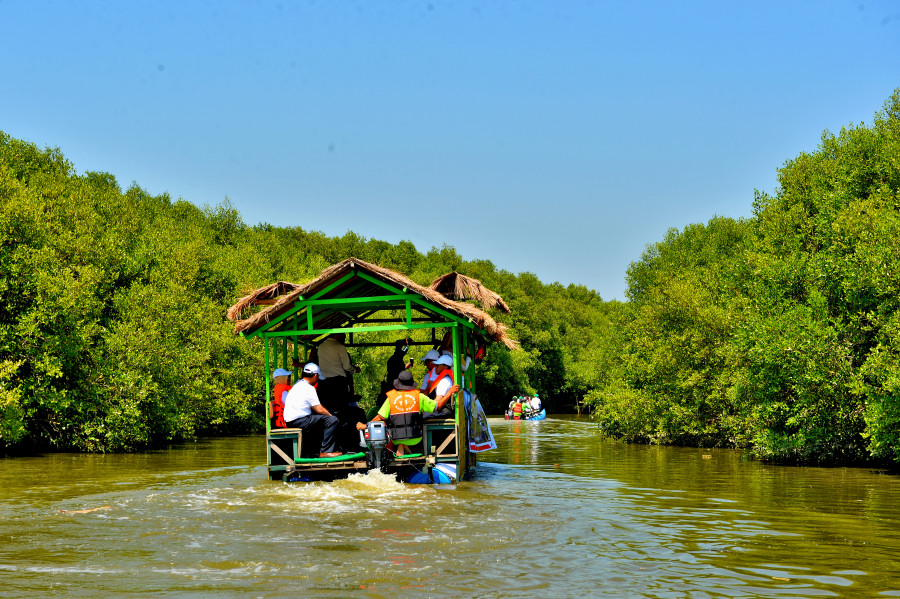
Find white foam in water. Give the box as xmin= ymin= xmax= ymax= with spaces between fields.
xmin=267 ymin=471 xmax=432 ymax=514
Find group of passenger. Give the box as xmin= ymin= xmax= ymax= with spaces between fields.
xmin=506 ymin=394 xmax=542 ymax=419
xmin=269 ymin=333 xmax=461 ymax=458
xmin=357 ymin=367 xmax=458 ymax=454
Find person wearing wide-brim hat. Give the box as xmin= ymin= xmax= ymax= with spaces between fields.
xmin=357 ymin=370 xmax=459 ymax=450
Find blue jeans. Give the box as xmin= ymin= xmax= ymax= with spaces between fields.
xmin=286 ymin=414 xmax=339 ymax=454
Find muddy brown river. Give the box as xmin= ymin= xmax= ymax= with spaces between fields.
xmin=1 ymin=416 xmax=899 ymax=597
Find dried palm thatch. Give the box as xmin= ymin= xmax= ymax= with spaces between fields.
xmin=226 ymin=281 xmax=302 ymax=323
xmin=228 ymin=258 xmax=519 ymax=350
xmin=429 ymin=271 xmax=510 ymax=313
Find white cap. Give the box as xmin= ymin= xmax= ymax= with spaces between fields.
xmin=302 ymin=363 xmax=325 ymax=378
xmin=421 ymin=349 xmax=441 ymax=363
xmin=435 ymin=355 xmax=453 ymax=367
xmin=273 ymin=368 xmax=292 ymax=379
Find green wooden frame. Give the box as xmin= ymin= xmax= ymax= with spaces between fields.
xmin=253 ymin=268 xmax=485 ymax=479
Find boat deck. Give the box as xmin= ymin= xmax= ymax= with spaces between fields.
xmin=268 ymin=417 xmax=459 ymax=482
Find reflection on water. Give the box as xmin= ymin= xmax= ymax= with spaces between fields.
xmin=1 ymin=418 xmax=899 ymax=597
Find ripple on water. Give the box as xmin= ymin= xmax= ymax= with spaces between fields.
xmin=1 ymin=427 xmax=900 ymax=597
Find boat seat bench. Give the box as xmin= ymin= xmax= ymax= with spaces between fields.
xmin=268 ymin=417 xmax=461 ymax=479
xmin=295 ymin=452 xmax=366 ymax=464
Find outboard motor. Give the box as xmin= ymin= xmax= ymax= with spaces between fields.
xmin=359 ymin=421 xmax=388 ymax=470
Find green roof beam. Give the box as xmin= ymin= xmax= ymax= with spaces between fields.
xmin=301 ymin=294 xmax=417 ymax=307
xmin=262 ymin=321 xmax=457 ymax=337
xmin=308 ymin=272 xmax=357 ymax=300
xmin=241 ymin=301 xmax=305 ymax=339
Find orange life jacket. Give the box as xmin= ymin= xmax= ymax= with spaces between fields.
xmin=426 ymin=368 xmax=455 ymax=395
xmin=386 ymin=389 xmax=423 ymax=441
xmin=388 ymin=389 xmax=420 ymax=415
xmin=271 ymin=383 xmax=291 ymax=428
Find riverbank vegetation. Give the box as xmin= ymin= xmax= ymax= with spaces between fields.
xmin=0 ymin=131 xmax=613 ymax=452
xmin=587 ymin=90 xmax=900 ymax=465
xmin=3 ymin=90 xmax=899 ymax=465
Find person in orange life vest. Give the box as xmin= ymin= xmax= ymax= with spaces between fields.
xmin=425 ymin=355 xmax=457 ymax=414
xmin=512 ymin=398 xmax=524 ymax=419
xmin=520 ymin=396 xmax=532 ymax=417
xmin=418 ymin=349 xmax=441 ymax=393
xmin=357 ymin=370 xmax=459 ymax=448
xmin=270 ymin=368 xmax=292 ymax=429
xmin=283 ymin=363 xmax=341 ymax=458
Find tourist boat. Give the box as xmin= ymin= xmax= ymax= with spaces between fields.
xmin=227 ymin=258 xmax=512 ymax=483
xmin=526 ymin=408 xmax=547 ymax=420
xmin=504 ymin=407 xmax=547 ymax=421
xmin=504 ymin=395 xmax=546 ymax=420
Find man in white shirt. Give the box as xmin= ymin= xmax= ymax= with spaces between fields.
xmin=283 ymin=363 xmax=341 ymax=458
xmin=318 ymin=333 xmax=357 ymax=379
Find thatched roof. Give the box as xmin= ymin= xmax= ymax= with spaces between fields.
xmin=227 ymin=281 xmax=302 ymax=322
xmin=228 ymin=258 xmax=518 ymax=350
xmin=429 ymin=271 xmax=510 ymax=313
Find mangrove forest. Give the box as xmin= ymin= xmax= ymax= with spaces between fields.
xmin=2 ymin=89 xmax=900 ymax=466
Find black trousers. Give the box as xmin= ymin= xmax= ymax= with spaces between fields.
xmin=286 ymin=414 xmax=339 ymax=454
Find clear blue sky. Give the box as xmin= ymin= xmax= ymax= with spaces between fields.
xmin=3 ymin=1 xmax=899 ymax=300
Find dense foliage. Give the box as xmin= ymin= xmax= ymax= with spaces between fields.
xmin=0 ymin=133 xmax=613 ymax=452
xmin=587 ymin=90 xmax=900 ymax=464
xmin=5 ymin=90 xmax=900 ymax=465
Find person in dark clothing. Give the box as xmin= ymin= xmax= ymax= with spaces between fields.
xmin=386 ymin=338 xmax=413 ymax=384
xmin=317 ymin=333 xmax=359 ymax=413
xmin=378 ymin=338 xmax=413 ymax=405
xmin=335 ymin=399 xmax=367 ymax=454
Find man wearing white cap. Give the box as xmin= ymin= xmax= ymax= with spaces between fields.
xmin=282 ymin=363 xmax=341 ymax=458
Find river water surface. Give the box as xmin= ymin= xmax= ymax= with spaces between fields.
xmin=2 ymin=416 xmax=899 ymax=597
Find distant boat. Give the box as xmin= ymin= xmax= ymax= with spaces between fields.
xmin=504 ymin=403 xmax=546 ymax=421
xmin=524 ymin=408 xmax=546 ymax=421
